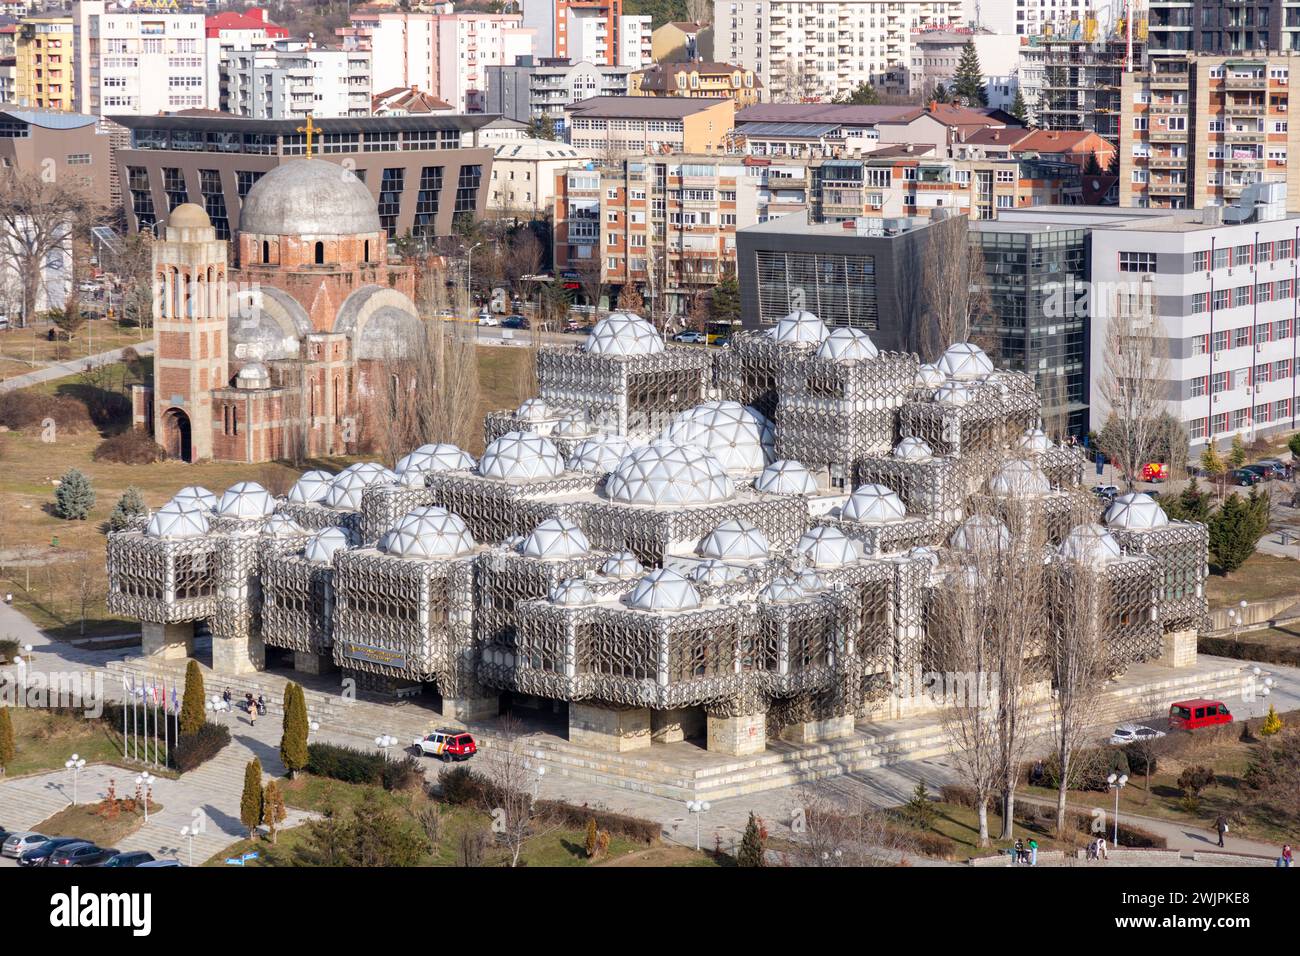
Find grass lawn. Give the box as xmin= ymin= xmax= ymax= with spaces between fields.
xmin=33 ymin=798 xmax=157 ymax=847
xmin=4 ymin=708 xmax=176 ymax=778
xmin=917 ymin=802 xmax=1083 ymax=861
xmin=0 ymin=321 xmax=151 ymax=380
xmin=1205 ymin=552 xmax=1300 ymax=609
xmin=202 ymin=772 xmax=716 ymax=868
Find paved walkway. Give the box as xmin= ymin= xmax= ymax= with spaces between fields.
xmin=0 ymin=341 xmax=153 ymax=393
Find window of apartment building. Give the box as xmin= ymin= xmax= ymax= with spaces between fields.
xmin=1257 ymin=402 xmax=1274 ymax=424
xmin=1281 ymin=239 xmax=1295 ymax=259
xmin=1277 ymin=399 xmax=1294 ymax=421
xmin=1194 ymin=250 xmax=1209 ymax=271
xmin=1230 ymin=408 xmax=1249 ymax=430
xmin=1207 ymin=146 xmax=1226 ymax=161
xmin=1235 ymin=244 xmax=1252 ymax=266
xmin=1275 ymin=121 xmax=1290 ymax=133
xmin=606 ymin=210 xmax=618 ymax=223
xmin=1189 ymin=417 xmax=1208 ymax=441
xmin=1118 ymin=251 xmax=1157 ymax=272
xmin=1277 ymin=358 xmax=1295 ymax=379
xmin=1213 ymin=412 xmax=1229 ymax=434
xmin=1280 ymin=278 xmax=1295 ymax=298
xmin=1258 ymin=282 xmax=1275 ymax=303
xmin=997 ymin=195 xmax=1014 ymax=208
xmin=1277 ymin=318 xmax=1293 ymax=339
xmin=1213 ymin=247 xmax=1231 ymax=269
xmin=1132 ymin=143 xmax=1150 ymax=158
xmin=1132 ymin=169 xmax=1148 ymax=184
xmin=1213 ymin=289 xmax=1231 ymax=312
xmin=1234 ymin=286 xmax=1252 ymax=308
xmin=630 ymin=234 xmax=646 ymax=247
xmin=1256 ymin=362 xmax=1273 ymax=383
xmin=1208 ymin=172 xmax=1223 ymax=186
xmin=1133 ymin=116 xmax=1148 ymax=131
xmin=1192 ymin=293 xmax=1209 ymax=315
xmin=995 ymin=169 xmax=1016 ymax=183
xmin=1234 ymin=324 xmax=1252 ymax=347
xmin=1257 ymin=241 xmax=1274 ymax=262
xmin=721 ymin=213 xmax=736 ymax=225
xmin=1212 ymin=370 xmax=1229 ymax=393
xmin=1271 ymin=67 xmax=1290 ymax=81
xmin=1208 ymin=120 xmax=1225 ymax=133
xmin=1167 ymin=116 xmax=1187 ymax=131
xmin=1192 ymin=332 xmax=1210 ymax=353
xmin=1191 ymin=375 xmax=1209 ymax=397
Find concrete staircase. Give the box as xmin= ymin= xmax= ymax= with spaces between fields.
xmin=102 ymin=656 xmax=1246 ymax=803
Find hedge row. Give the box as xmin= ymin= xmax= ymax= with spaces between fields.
xmin=306 ymin=742 xmax=423 ymax=791
xmin=1200 ymin=635 xmax=1300 ymax=668
xmin=173 ymin=722 xmax=231 ymax=773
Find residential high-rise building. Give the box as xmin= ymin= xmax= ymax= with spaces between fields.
xmin=1120 ymin=54 xmax=1300 ymax=212
xmin=73 ymin=4 xmax=208 ymax=116
xmin=617 ymin=14 xmax=653 ymax=69
xmin=14 ymin=15 xmax=74 ymax=111
xmin=1147 ymin=1 xmax=1300 ymax=56
xmin=221 ymin=45 xmax=373 ymax=120
xmin=202 ymin=6 xmax=290 ymax=106
xmin=718 ymin=0 xmax=962 ymax=100
xmin=1018 ymin=33 xmax=1144 ymax=148
xmin=968 ymin=0 xmax=1091 ymax=38
xmin=524 ymin=0 xmax=625 ymax=66
xmin=477 ymin=57 xmax=632 ymax=135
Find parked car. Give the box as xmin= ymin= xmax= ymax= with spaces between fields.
xmin=96 ymin=851 xmax=155 ymax=868
xmin=1255 ymin=459 xmax=1292 ymax=479
xmin=414 ymin=730 xmax=477 ymax=761
xmin=711 ymin=336 xmax=729 ymax=348
xmin=136 ymin=859 xmax=183 ymax=867
xmin=1242 ymin=464 xmax=1275 ymax=480
xmin=476 ymin=314 xmax=499 ymax=327
xmin=501 ymin=315 xmax=530 ymax=330
xmin=1230 ymin=468 xmax=1261 ymax=486
xmin=48 ymin=843 xmax=118 ymax=868
xmin=1168 ymin=698 xmax=1233 ymax=731
xmin=1091 ymin=484 xmax=1120 ymax=500
xmin=0 ymin=316 xmax=10 ymax=331
xmin=18 ymin=836 xmax=84 ymax=867
xmin=2 ymin=831 xmax=49 ymax=859
xmin=673 ymin=330 xmax=707 ymax=344
xmin=1109 ymin=724 xmax=1167 ymax=746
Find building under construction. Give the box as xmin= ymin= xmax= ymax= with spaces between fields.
xmin=105 ymin=311 xmax=1209 ymax=756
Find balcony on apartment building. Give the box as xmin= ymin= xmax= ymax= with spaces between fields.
xmin=1225 ymin=73 xmax=1268 ymax=91
xmin=1148 ymin=180 xmax=1189 ymax=197
xmin=1149 ymin=128 xmax=1189 ymax=142
xmin=1149 ymin=71 xmax=1190 ymax=88
xmin=1148 ymin=152 xmax=1188 ymax=169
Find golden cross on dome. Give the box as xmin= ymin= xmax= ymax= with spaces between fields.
xmin=296 ymin=114 xmax=318 ymax=159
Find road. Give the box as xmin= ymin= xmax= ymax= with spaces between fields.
xmin=0 ymin=342 xmax=154 ymax=394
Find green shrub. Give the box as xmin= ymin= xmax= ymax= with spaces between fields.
xmin=54 ymin=467 xmax=95 ymax=520
xmin=306 ymin=742 xmax=421 ymax=791
xmin=1199 ymin=636 xmax=1300 ymax=668
xmin=0 ymin=639 xmax=18 ymax=664
xmin=438 ymin=764 xmax=485 ymax=806
xmin=172 ymin=721 xmax=231 ymax=773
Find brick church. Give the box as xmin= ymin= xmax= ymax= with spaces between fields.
xmin=132 ymin=158 xmax=422 ymax=463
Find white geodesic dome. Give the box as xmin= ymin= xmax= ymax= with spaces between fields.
xmin=689 ymin=558 xmax=743 ymax=586
xmin=662 ymin=401 xmax=774 ymax=474
xmin=516 ymin=397 xmax=551 ymax=422
xmin=938 ymin=342 xmax=995 ymax=380
xmin=604 ymin=441 xmax=734 ymax=506
xmin=816 ymin=326 xmax=878 ymax=362
xmin=1058 ymin=524 xmax=1124 ymax=568
xmin=933 ymin=381 xmax=972 ymax=406
xmin=262 ymin=514 xmax=306 ymax=538
xmin=1104 ymin=493 xmax=1169 ymax=531
xmin=915 ymin=364 xmax=945 ymax=389
xmin=798 ymin=525 xmax=862 ymax=568
xmin=1015 ymin=428 xmax=1052 ymax=455
xmin=287 ymin=470 xmax=334 ymax=504
xmin=521 ymin=516 xmax=590 ymax=559
xmin=324 ymin=462 xmax=398 ymax=510
xmin=601 ymin=551 xmax=644 ymax=579
xmin=761 ymin=576 xmax=806 ymax=603
xmin=754 ymin=459 xmax=818 ymax=496
xmin=216 ymin=481 xmax=276 ymax=519
xmin=842 ymin=484 xmax=907 ymax=523
xmin=567 ymin=434 xmax=633 ymax=474
xmin=553 ymin=410 xmax=591 ymax=439
xmin=796 ymin=568 xmax=826 ymax=591
xmin=625 ymin=568 xmax=701 ymax=612
xmin=172 ymin=485 xmax=217 ymax=512
xmin=395 ymin=444 xmax=476 ymax=487
xmin=303 ymin=527 xmax=355 ymax=564
xmin=380 ymin=506 xmax=475 ymax=559
xmin=146 ymin=503 xmax=211 ymax=539
xmin=907 ymin=545 xmax=940 ymax=569
xmin=479 ymin=431 xmax=565 ymax=482
xmin=988 ymin=460 xmax=1052 ymax=497
xmin=550 ymin=578 xmax=597 ymax=606
xmin=697 ymin=518 xmax=770 ymax=561
xmin=949 ymin=515 xmax=1012 ymax=552
xmin=893 ymin=436 xmax=934 ymax=462
xmin=584 ymin=311 xmax=665 ymax=356
xmin=769 ymin=310 xmax=828 ymax=345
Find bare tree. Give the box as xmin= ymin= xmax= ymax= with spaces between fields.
xmin=771 ymin=55 xmax=822 ymax=104
xmin=1096 ymin=284 xmax=1169 ymax=490
xmin=478 ymin=716 xmax=558 ymax=868
xmin=574 ymin=253 xmax=606 ymax=314
xmin=919 ymin=214 xmax=990 ymax=361
xmin=785 ymin=781 xmax=917 ymax=867
xmin=682 ymin=0 xmax=711 ymax=26
xmin=1046 ymin=557 xmax=1108 ymax=835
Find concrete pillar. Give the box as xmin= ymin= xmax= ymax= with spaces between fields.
xmin=141 ymin=621 xmax=194 ymax=660
xmin=1158 ymin=628 xmax=1198 ymax=669
xmin=293 ymin=651 xmax=335 ymax=676
xmin=569 ymin=702 xmax=652 ymax=752
xmin=212 ymin=634 xmax=265 ymax=675
xmin=779 ymin=713 xmax=856 ymax=745
xmin=440 ymin=695 xmax=499 ymax=722
xmin=706 ymin=712 xmax=766 ymax=756
xmin=651 ymin=706 xmax=705 ymax=743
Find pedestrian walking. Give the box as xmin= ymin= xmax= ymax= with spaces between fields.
xmin=1215 ymin=815 xmax=1228 ymax=848
xmin=1096 ymin=836 xmax=1109 ymax=861
xmin=1028 ymin=838 xmax=1038 ymax=866
xmin=1283 ymin=844 xmax=1293 ymax=868
xmin=248 ymin=702 xmax=257 ymax=728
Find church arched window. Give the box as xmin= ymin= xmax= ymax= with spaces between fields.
xmin=315 ymin=241 xmax=325 ymax=265
xmin=262 ymin=240 xmax=270 ymax=264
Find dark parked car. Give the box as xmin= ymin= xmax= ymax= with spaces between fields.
xmin=48 ymin=842 xmax=119 ymax=868
xmin=1242 ymin=464 xmax=1274 ymax=480
xmin=18 ymin=837 xmax=84 ymax=867
xmin=1231 ymin=468 xmax=1261 ymax=487
xmin=96 ymin=851 xmax=155 ymax=868
xmin=136 ymin=859 xmax=183 ymax=868
xmin=501 ymin=315 xmax=530 ymax=330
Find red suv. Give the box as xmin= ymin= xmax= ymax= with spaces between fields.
xmin=1168 ymin=699 xmax=1233 ymax=731
xmin=415 ymin=730 xmax=477 ymax=761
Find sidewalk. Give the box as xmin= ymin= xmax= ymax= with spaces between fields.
xmin=0 ymin=341 xmax=154 ymax=393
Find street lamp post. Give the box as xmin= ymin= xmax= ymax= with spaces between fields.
xmin=375 ymin=734 xmax=398 ymax=758
xmin=686 ymin=800 xmax=711 ymax=851
xmin=64 ymin=754 xmax=86 ymax=805
xmin=136 ymin=772 xmax=155 ymax=822
xmin=180 ymin=825 xmax=194 ymax=867
xmin=1107 ymin=773 xmax=1128 ymax=845
xmin=464 ymin=241 xmax=483 ymax=317
xmin=1251 ymin=666 xmax=1274 ymax=718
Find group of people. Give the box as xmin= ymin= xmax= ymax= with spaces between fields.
xmin=220 ymin=688 xmax=265 ymax=725
xmin=1012 ymin=838 xmax=1039 ymax=866
xmin=1085 ymin=837 xmax=1110 ymax=861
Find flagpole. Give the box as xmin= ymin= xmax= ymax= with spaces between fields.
xmin=121 ymin=676 xmax=128 ymax=760
xmin=132 ymin=676 xmax=138 ymax=762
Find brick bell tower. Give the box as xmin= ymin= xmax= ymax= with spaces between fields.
xmin=151 ymin=203 xmax=229 ymax=462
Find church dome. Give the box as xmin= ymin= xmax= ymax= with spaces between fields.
xmin=169 ymin=203 xmax=210 ymax=229
xmin=235 ymin=362 xmax=271 ymax=390
xmin=238 ymin=158 xmax=380 ymax=237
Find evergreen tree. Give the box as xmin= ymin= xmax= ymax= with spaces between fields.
xmin=0 ymin=706 xmax=15 ymax=775
xmin=1161 ymin=482 xmax=1213 ymax=522
xmin=54 ymin=468 xmax=95 ymax=520
xmin=953 ymin=40 xmax=988 ymax=107
xmin=1010 ymin=88 xmax=1029 ymax=123
xmin=1228 ymin=434 xmax=1248 ymax=470
xmin=240 ymin=758 xmax=264 ymax=838
xmin=262 ymin=780 xmax=287 ymax=844
xmin=347 ymin=789 xmax=425 ymax=867
xmin=539 ymin=114 xmax=558 ymax=141
xmin=1289 ymin=432 xmax=1300 ymax=459
xmin=1208 ymin=492 xmax=1266 ymax=572
xmin=1083 ymin=151 xmax=1103 ymax=176
xmin=1261 ymin=704 xmax=1283 ymax=736
xmin=280 ymin=682 xmax=310 ymax=779
xmin=584 ymin=817 xmax=599 ymax=858
xmin=710 ymin=273 xmax=741 ymax=326
xmin=931 ymin=82 xmax=950 ymax=104
xmin=834 ymin=81 xmax=879 ymax=105
xmin=108 ymin=486 xmax=146 ymax=532
xmin=737 ymin=811 xmax=765 ymax=867
xmin=903 ymin=778 xmax=938 ymax=830
xmin=1200 ymin=444 xmax=1227 ymax=494
xmin=1107 ymin=150 xmax=1121 ymax=176
xmin=179 ymin=659 xmax=206 ymax=737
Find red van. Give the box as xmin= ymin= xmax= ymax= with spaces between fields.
xmin=1168 ymin=699 xmax=1233 ymax=731
xmin=1142 ymin=462 xmax=1170 ymax=483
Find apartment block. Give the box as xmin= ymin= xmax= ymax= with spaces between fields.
xmin=202 ymin=6 xmax=289 ymax=107
xmin=633 ymin=61 xmax=763 ymax=106
xmin=435 ymin=13 xmax=533 ymax=113
xmin=1019 ymin=34 xmax=1143 ymax=148
xmin=1147 ymin=0 xmax=1300 ymax=56
xmin=565 ymin=96 xmax=735 ymax=154
xmin=489 ymin=138 xmax=595 ymax=217
xmin=971 ymin=0 xmax=1091 ymax=37
xmin=1121 ymin=54 xmax=1300 ymax=212
xmin=75 ymin=5 xmax=208 ymax=115
xmin=717 ymin=0 xmax=962 ymax=100
xmin=477 ymin=57 xmax=632 ymax=134
xmin=14 ymin=15 xmax=74 ymax=111
xmin=553 ymin=155 xmax=757 ymax=313
xmin=221 ymin=45 xmax=372 ymax=120
xmin=524 ymin=0 xmax=625 ymax=66
xmin=617 ymin=14 xmax=652 ymax=69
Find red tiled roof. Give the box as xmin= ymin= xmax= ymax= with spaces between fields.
xmin=206 ymin=8 xmax=287 ymax=39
